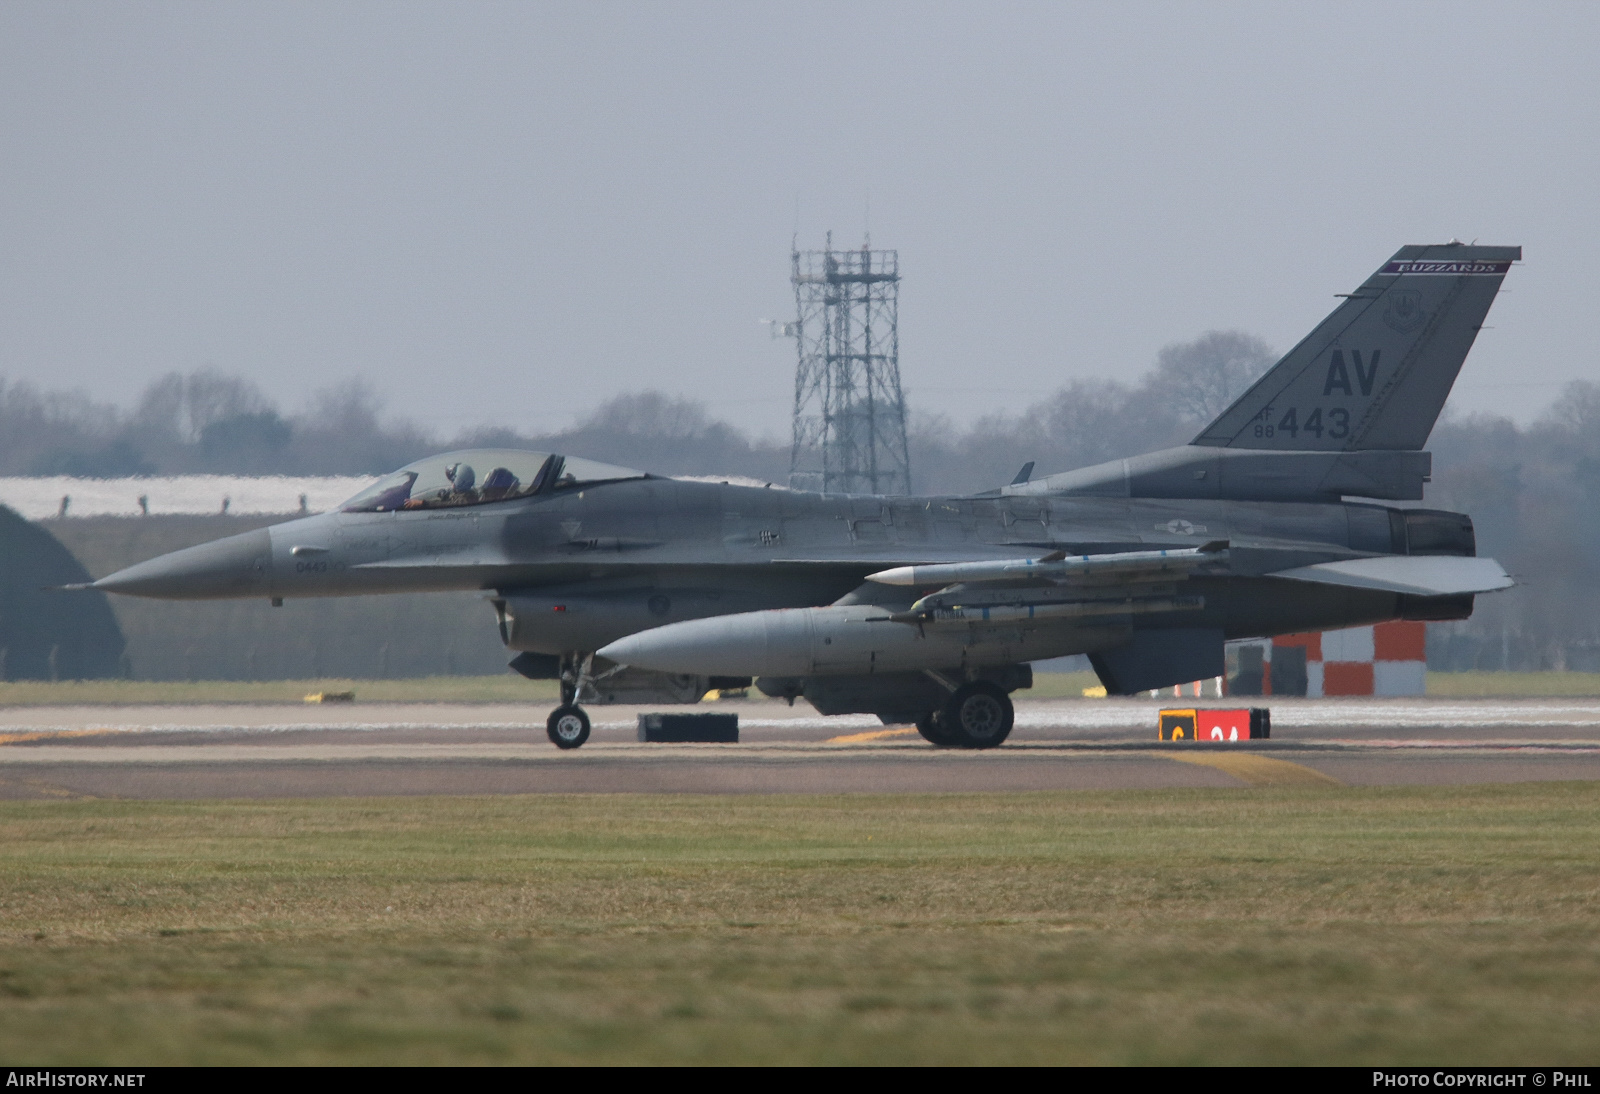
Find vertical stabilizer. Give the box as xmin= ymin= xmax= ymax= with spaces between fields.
xmin=1193 ymin=244 xmax=1519 ymax=451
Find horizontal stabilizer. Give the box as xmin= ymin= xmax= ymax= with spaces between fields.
xmin=1270 ymin=555 xmax=1512 ymax=597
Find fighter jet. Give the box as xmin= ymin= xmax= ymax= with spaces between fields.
xmin=87 ymin=243 xmax=1519 ymax=749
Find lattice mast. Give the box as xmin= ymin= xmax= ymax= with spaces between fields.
xmin=789 ymin=233 xmax=911 ymax=494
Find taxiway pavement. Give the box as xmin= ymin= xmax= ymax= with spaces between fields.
xmin=3 ymin=696 xmax=1600 ymax=799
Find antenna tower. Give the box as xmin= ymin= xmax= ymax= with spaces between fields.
xmin=788 ymin=233 xmax=911 ymax=494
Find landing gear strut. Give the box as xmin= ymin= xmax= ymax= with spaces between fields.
xmin=548 ymin=652 xmax=594 ymax=749
xmin=916 ymin=678 xmax=1014 ymax=749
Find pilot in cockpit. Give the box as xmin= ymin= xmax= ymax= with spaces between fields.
xmin=340 ymin=450 xmax=641 ymax=514
xmin=445 ymin=463 xmax=476 ymax=501
xmin=479 ymin=467 xmax=518 ymax=500
xmin=400 ymin=461 xmax=477 ymax=509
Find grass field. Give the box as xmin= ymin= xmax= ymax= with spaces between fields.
xmin=0 ymin=675 xmax=561 ymax=706
xmin=2 ymin=785 xmax=1599 ymax=1065
xmin=1027 ymin=671 xmax=1600 ymax=699
xmin=1424 ymin=672 xmax=1600 ymax=698
xmin=4 ymin=670 xmax=1599 ymax=706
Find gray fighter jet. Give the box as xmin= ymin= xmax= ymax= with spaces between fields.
xmin=88 ymin=243 xmax=1519 ymax=749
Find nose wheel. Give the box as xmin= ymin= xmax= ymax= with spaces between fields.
xmin=547 ymin=704 xmax=591 ymax=749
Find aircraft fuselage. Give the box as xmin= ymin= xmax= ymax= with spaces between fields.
xmin=94 ymin=476 xmax=1453 ymax=663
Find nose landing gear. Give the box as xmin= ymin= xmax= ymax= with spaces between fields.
xmin=547 ymin=652 xmax=600 ymax=749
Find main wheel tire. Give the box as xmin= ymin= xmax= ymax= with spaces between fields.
xmin=940 ymin=682 xmax=1014 ymax=749
xmin=546 ymin=704 xmax=591 ymax=749
xmin=915 ymin=711 xmax=959 ymax=747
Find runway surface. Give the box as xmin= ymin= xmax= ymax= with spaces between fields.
xmin=5 ymin=695 xmax=1600 ymax=799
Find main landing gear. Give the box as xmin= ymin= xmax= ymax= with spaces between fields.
xmin=547 ymin=654 xmax=594 ymax=749
xmin=915 ymin=679 xmax=1014 ymax=750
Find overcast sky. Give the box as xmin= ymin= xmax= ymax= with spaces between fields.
xmin=1 ymin=2 xmax=1594 ymax=440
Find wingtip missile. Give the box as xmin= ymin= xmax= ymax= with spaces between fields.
xmin=868 ymin=552 xmax=1072 ymax=586
xmin=868 ymin=544 xmax=1230 ymax=589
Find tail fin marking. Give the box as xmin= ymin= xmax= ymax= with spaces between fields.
xmin=1192 ymin=244 xmax=1519 ymax=452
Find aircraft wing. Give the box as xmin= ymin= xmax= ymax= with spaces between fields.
xmin=1268 ymin=555 xmax=1513 ymax=596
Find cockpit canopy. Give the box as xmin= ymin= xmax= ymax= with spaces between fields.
xmin=339 ymin=450 xmax=648 ymax=513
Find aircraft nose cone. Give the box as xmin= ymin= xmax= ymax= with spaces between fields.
xmin=93 ymin=528 xmax=273 ymax=599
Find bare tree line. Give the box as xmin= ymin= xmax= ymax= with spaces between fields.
xmin=0 ymin=331 xmax=1278 ymax=484
xmin=0 ymin=373 xmax=433 ymax=477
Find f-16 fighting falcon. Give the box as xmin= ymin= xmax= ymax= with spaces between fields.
xmin=84 ymin=244 xmax=1520 ymax=749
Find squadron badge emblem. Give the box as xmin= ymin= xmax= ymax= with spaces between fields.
xmin=1384 ymin=289 xmax=1426 ymax=333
